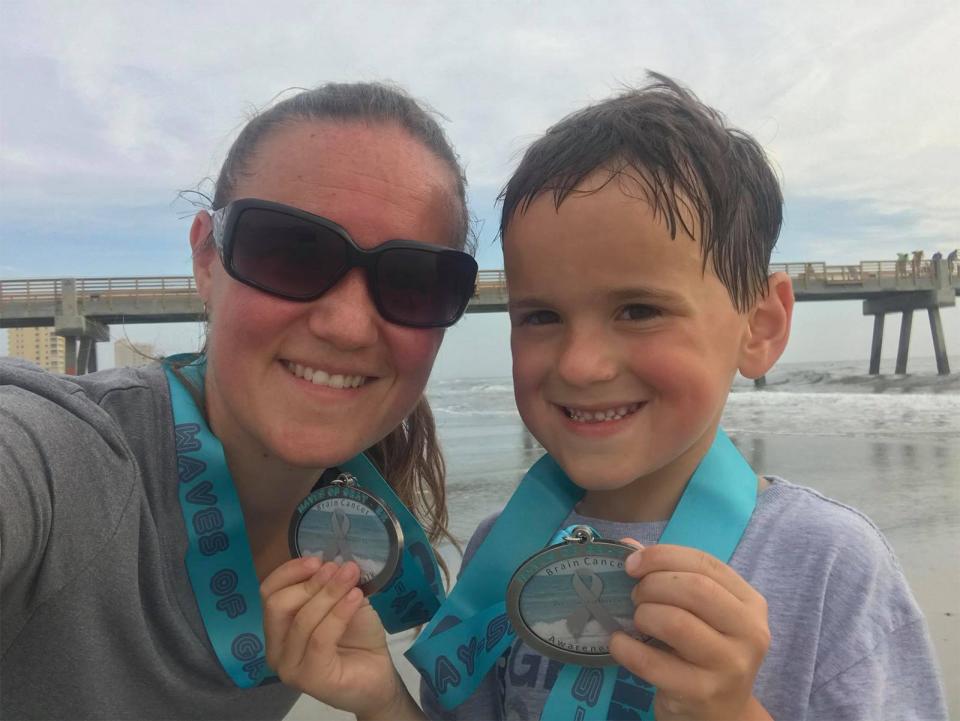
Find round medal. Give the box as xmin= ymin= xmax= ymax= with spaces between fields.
xmin=506 ymin=526 xmax=642 ymax=666
xmin=289 ymin=473 xmax=403 ymax=595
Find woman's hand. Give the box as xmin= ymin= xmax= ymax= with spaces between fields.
xmin=261 ymin=557 xmax=412 ymax=719
xmin=609 ymin=543 xmax=772 ymax=721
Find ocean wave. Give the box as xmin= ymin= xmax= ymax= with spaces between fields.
xmin=428 ymin=380 xmax=515 ymax=396
xmin=732 ymin=360 xmax=959 ymax=395
xmin=723 ymin=391 xmax=958 ymax=437
xmin=433 ymin=407 xmax=520 ymax=417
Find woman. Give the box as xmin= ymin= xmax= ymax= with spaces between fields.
xmin=0 ymin=82 xmax=476 ymax=720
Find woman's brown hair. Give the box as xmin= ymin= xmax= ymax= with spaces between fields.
xmin=186 ymin=81 xmax=471 ymax=578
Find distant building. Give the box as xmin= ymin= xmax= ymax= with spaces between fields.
xmin=114 ymin=339 xmax=157 ymax=368
xmin=7 ymin=327 xmax=67 ymax=373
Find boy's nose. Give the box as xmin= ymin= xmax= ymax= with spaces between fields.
xmin=555 ymin=326 xmax=618 ymax=386
xmin=305 ymin=269 xmax=381 ymax=350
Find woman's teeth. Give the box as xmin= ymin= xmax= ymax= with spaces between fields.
xmin=564 ymin=403 xmax=641 ymax=423
xmin=285 ymin=361 xmax=366 ymax=389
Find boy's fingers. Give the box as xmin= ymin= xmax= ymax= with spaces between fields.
xmin=609 ymin=631 xmax=706 ymax=700
xmin=279 ymin=563 xmax=362 ymax=669
xmin=631 ymin=570 xmax=745 ymax=636
xmin=631 ymin=602 xmax=727 ymax=667
xmin=260 ymin=556 xmax=322 ymax=599
xmin=625 ymin=545 xmax=756 ymax=603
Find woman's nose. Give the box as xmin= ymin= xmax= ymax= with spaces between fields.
xmin=305 ymin=269 xmax=381 ymax=349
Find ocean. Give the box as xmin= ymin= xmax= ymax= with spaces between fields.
xmin=288 ymin=357 xmax=959 ymax=719
xmin=427 ymin=357 xmax=959 ymax=542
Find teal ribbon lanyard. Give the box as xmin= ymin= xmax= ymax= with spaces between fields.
xmin=406 ymin=430 xmax=757 ymax=720
xmin=164 ymin=355 xmax=445 ymax=687
xmin=405 ymin=455 xmax=584 ymax=707
xmin=165 ymin=357 xmax=275 ymax=687
xmin=337 ymin=453 xmax=446 ymax=632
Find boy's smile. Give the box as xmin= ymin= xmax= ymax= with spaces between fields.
xmin=504 ymin=172 xmax=753 ymax=522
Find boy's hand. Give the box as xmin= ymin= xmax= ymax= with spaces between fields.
xmin=609 ymin=543 xmax=772 ymax=721
xmin=261 ymin=557 xmax=409 ymax=719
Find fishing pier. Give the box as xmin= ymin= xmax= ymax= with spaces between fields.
xmin=1 ymin=259 xmax=956 ymax=376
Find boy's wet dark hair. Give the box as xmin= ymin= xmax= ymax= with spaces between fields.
xmin=499 ymin=72 xmax=783 ymax=312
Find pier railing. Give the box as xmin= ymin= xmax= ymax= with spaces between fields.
xmin=2 ymin=260 xmax=954 ymax=376
xmin=0 ymin=276 xmax=199 ymax=305
xmin=768 ymin=260 xmax=945 ymax=285
xmin=1 ymin=260 xmax=956 ymax=313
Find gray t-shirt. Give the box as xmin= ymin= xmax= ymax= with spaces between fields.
xmin=1 ymin=359 xmax=300 ymax=720
xmin=422 ymin=479 xmax=948 ymax=721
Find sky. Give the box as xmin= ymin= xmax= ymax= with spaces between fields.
xmin=1 ymin=0 xmax=958 ymax=377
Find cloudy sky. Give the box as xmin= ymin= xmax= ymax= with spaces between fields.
xmin=1 ymin=0 xmax=957 ymax=374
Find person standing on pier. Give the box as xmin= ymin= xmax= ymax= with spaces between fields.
xmin=912 ymin=249 xmax=925 ymax=278
xmin=0 ymin=82 xmax=477 ymax=719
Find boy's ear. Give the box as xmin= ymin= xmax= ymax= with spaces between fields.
xmin=190 ymin=210 xmax=217 ymax=305
xmin=738 ymin=272 xmax=794 ymax=379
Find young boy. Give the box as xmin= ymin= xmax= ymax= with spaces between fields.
xmin=260 ymin=74 xmax=947 ymax=721
xmin=416 ymin=74 xmax=946 ymax=720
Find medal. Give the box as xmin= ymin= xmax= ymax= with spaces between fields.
xmin=506 ymin=525 xmax=642 ymax=667
xmin=289 ymin=472 xmax=404 ymax=595
xmin=409 ymin=431 xmax=758 ymax=718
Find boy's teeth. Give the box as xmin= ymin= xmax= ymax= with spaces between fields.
xmin=285 ymin=361 xmax=365 ymax=389
xmin=564 ymin=403 xmax=640 ymax=423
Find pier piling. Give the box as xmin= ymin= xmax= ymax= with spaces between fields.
xmin=928 ymin=307 xmax=952 ymax=375
xmin=895 ymin=310 xmax=913 ymax=375
xmin=869 ymin=314 xmax=885 ymax=375
xmin=863 ymin=260 xmax=954 ymax=376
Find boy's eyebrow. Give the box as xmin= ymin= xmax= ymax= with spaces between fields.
xmin=508 ymin=286 xmax=689 ymax=309
xmin=607 ymin=286 xmax=688 ymax=305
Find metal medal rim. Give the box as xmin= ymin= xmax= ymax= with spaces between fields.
xmin=506 ymin=529 xmax=635 ymax=667
xmin=289 ymin=476 xmax=404 ymax=596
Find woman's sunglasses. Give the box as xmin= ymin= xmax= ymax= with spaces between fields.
xmin=210 ymin=198 xmax=478 ymax=328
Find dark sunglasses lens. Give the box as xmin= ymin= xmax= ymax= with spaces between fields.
xmin=376 ymin=249 xmax=475 ymax=326
xmin=231 ymin=208 xmax=346 ymax=298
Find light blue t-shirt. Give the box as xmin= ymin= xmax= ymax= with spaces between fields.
xmin=422 ymin=480 xmax=948 ymax=721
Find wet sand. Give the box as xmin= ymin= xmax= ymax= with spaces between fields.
xmin=287 ymin=431 xmax=959 ymax=719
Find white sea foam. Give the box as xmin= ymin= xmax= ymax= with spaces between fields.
xmin=428 ymin=380 xmax=515 ymax=395
xmin=723 ymin=391 xmax=958 ymax=438
xmin=433 ymin=407 xmax=519 ymax=417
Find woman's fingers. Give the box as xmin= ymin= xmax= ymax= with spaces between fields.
xmin=302 ymin=587 xmax=365 ymax=662
xmin=262 ymin=560 xmax=338 ymax=668
xmin=260 ymin=555 xmax=322 ymax=598
xmin=278 ymin=562 xmax=363 ymax=670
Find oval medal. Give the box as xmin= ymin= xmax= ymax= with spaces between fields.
xmin=506 ymin=526 xmax=641 ymax=666
xmin=289 ymin=473 xmax=403 ymax=595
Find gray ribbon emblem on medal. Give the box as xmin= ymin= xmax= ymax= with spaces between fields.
xmin=565 ymin=568 xmax=622 ymax=639
xmin=324 ymin=509 xmax=355 ymax=562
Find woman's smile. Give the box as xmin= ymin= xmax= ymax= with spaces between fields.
xmin=282 ymin=359 xmax=370 ymax=389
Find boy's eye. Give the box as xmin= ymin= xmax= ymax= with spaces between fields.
xmin=519 ymin=310 xmax=560 ymax=326
xmin=619 ymin=304 xmax=661 ymax=321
